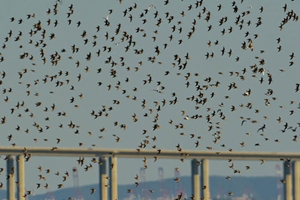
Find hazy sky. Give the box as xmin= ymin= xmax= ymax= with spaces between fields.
xmin=0 ymin=0 xmax=299 ymax=197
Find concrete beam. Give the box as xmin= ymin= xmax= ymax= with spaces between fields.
xmin=99 ymin=157 xmax=108 ymax=200
xmin=110 ymin=157 xmax=118 ymax=200
xmin=191 ymin=159 xmax=200 ymax=200
xmin=293 ymin=161 xmax=300 ymax=200
xmin=17 ymin=155 xmax=25 ymax=200
xmin=7 ymin=155 xmax=15 ymax=200
xmin=0 ymin=147 xmax=300 ymax=161
xmin=284 ymin=161 xmax=292 ymax=200
xmin=201 ymin=159 xmax=210 ymax=200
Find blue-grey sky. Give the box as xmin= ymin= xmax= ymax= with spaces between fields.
xmin=0 ymin=0 xmax=299 ymax=197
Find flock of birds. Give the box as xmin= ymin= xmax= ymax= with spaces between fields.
xmin=0 ymin=0 xmax=300 ymax=199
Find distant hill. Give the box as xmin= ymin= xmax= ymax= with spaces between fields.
xmin=0 ymin=176 xmax=281 ymax=200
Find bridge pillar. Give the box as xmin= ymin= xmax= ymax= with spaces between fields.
xmin=7 ymin=155 xmax=15 ymax=200
xmin=284 ymin=161 xmax=292 ymax=200
xmin=17 ymin=155 xmax=25 ymax=200
xmin=99 ymin=157 xmax=108 ymax=200
xmin=191 ymin=159 xmax=200 ymax=200
xmin=108 ymin=158 xmax=111 ymax=200
xmin=201 ymin=159 xmax=210 ymax=200
xmin=109 ymin=157 xmax=118 ymax=200
xmin=293 ymin=161 xmax=300 ymax=200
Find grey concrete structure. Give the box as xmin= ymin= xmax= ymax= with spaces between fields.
xmin=108 ymin=157 xmax=112 ymax=200
xmin=110 ymin=157 xmax=118 ymax=200
xmin=293 ymin=161 xmax=300 ymax=200
xmin=191 ymin=159 xmax=200 ymax=200
xmin=16 ymin=155 xmax=25 ymax=200
xmin=1 ymin=147 xmax=300 ymax=160
xmin=1 ymin=147 xmax=300 ymax=200
xmin=284 ymin=161 xmax=292 ymax=200
xmin=201 ymin=159 xmax=210 ymax=200
xmin=7 ymin=155 xmax=15 ymax=200
xmin=99 ymin=157 xmax=108 ymax=200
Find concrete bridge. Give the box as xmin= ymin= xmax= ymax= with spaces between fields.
xmin=1 ymin=146 xmax=300 ymax=200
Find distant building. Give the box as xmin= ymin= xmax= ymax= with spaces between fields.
xmin=231 ymin=193 xmax=253 ymax=200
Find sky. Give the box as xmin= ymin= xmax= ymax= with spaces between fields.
xmin=0 ymin=0 xmax=300 ymax=197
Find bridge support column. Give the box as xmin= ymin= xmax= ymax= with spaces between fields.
xmin=99 ymin=157 xmax=108 ymax=200
xmin=284 ymin=161 xmax=292 ymax=200
xmin=7 ymin=155 xmax=15 ymax=200
xmin=293 ymin=161 xmax=300 ymax=200
xmin=191 ymin=159 xmax=200 ymax=200
xmin=17 ymin=155 xmax=25 ymax=200
xmin=109 ymin=157 xmax=118 ymax=200
xmin=201 ymin=159 xmax=210 ymax=200
xmin=108 ymin=158 xmax=111 ymax=200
